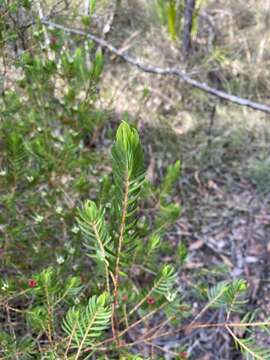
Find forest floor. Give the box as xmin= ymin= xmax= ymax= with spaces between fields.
xmin=95 ymin=1 xmax=270 ymax=357
xmin=2 ymin=0 xmax=270 ymax=358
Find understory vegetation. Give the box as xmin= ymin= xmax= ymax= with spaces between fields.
xmin=1 ymin=1 xmax=270 ymax=359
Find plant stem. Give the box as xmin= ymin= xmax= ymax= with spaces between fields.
xmin=225 ymin=325 xmax=264 ymax=360
xmin=92 ymin=223 xmax=110 ymax=294
xmin=112 ymin=171 xmax=129 ymax=344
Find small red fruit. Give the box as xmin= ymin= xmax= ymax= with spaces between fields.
xmin=50 ymin=36 xmax=57 ymax=46
xmin=122 ymin=294 xmax=128 ymax=302
xmin=147 ymin=296 xmax=155 ymax=305
xmin=179 ymin=352 xmax=188 ymax=359
xmin=28 ymin=279 xmax=37 ymax=288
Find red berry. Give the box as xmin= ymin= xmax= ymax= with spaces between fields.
xmin=50 ymin=36 xmax=57 ymax=45
xmin=179 ymin=352 xmax=188 ymax=359
xmin=122 ymin=294 xmax=128 ymax=302
xmin=28 ymin=279 xmax=37 ymax=288
xmin=147 ymin=296 xmax=155 ymax=305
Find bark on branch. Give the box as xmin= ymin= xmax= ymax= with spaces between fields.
xmin=41 ymin=19 xmax=270 ymax=114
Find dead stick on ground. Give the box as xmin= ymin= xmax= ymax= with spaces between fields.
xmin=40 ymin=19 xmax=270 ymax=114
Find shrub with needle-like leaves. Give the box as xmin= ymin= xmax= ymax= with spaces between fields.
xmin=1 ymin=122 xmax=270 ymax=359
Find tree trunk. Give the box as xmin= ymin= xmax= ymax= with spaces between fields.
xmin=182 ymin=0 xmax=196 ymax=58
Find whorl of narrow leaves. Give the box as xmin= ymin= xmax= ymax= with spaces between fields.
xmin=111 ymin=122 xmax=145 ymax=247
xmin=154 ymin=264 xmax=178 ymax=301
xmin=231 ymin=333 xmax=270 ymax=360
xmin=207 ymin=279 xmax=247 ymax=312
xmin=6 ymin=132 xmax=27 ymax=181
xmin=112 ymin=122 xmax=145 ymax=202
xmin=149 ymin=234 xmax=161 ymax=251
xmin=76 ymin=200 xmax=112 ymax=265
xmin=62 ymin=293 xmax=111 ymax=350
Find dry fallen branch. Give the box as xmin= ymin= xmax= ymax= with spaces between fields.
xmin=41 ymin=19 xmax=270 ymax=114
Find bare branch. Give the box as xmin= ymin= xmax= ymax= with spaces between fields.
xmin=41 ymin=19 xmax=270 ymax=114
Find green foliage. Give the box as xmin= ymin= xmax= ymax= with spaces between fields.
xmin=5 ymin=132 xmax=27 ymax=185
xmin=76 ymin=200 xmax=113 ymax=292
xmin=1 ymin=1 xmax=270 ymax=358
xmin=154 ymin=264 xmax=178 ymax=301
xmin=0 ymin=114 xmax=269 ymax=358
xmin=178 ymin=242 xmax=188 ymax=265
xmin=111 ymin=123 xmax=145 ymax=255
xmin=153 ymin=0 xmax=183 ymax=40
xmin=232 ymin=334 xmax=270 ymax=360
xmin=0 ymin=332 xmax=35 ymax=359
xmin=0 ymin=0 xmax=108 ymax=275
xmin=153 ymin=0 xmax=205 ymax=42
xmin=77 ymin=200 xmax=112 ymax=265
xmin=62 ymin=293 xmax=111 ymax=351
xmin=191 ymin=0 xmax=208 ymax=39
xmin=112 ymin=122 xmax=145 ymax=211
xmin=207 ymin=279 xmax=247 ymax=312
xmin=167 ymin=0 xmax=177 ymax=40
xmin=31 ymin=267 xmax=82 ymax=304
xmin=245 ymin=156 xmax=270 ymax=195
xmin=160 ymin=160 xmax=180 ymax=203
xmin=57 ymin=122 xmax=181 ymax=357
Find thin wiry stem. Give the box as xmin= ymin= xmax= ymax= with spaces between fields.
xmin=226 ymin=325 xmax=264 ymax=360
xmin=74 ymin=308 xmax=98 ymax=360
xmin=84 ymin=302 xmax=166 ymax=353
xmin=139 ymin=320 xmax=270 ymax=343
xmin=82 ymin=318 xmax=270 ymax=355
xmin=112 ymin=171 xmax=129 ymax=345
xmin=187 ymin=284 xmax=227 ymax=329
xmin=64 ymin=322 xmax=78 ymax=359
xmin=119 ymin=275 xmax=164 ymax=324
xmin=92 ymin=222 xmax=110 ymax=294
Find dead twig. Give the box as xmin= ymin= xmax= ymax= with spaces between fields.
xmin=40 ymin=19 xmax=270 ymax=114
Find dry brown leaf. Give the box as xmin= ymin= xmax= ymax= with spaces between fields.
xmin=189 ymin=239 xmax=205 ymax=251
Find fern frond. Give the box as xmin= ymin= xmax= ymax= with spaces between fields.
xmin=6 ymin=132 xmax=27 ymax=183
xmin=226 ymin=326 xmax=270 ymax=360
xmin=62 ymin=293 xmax=111 ymax=356
xmin=76 ymin=200 xmax=112 ymax=262
xmin=208 ymin=279 xmax=247 ymax=313
xmin=111 ymin=122 xmax=145 ymax=262
xmin=148 ymin=233 xmax=161 ymax=252
xmin=76 ymin=200 xmax=113 ymax=292
xmin=237 ymin=311 xmax=270 ymax=337
xmin=226 ymin=279 xmax=248 ymax=315
xmin=112 ymin=122 xmax=145 ymax=216
xmin=154 ymin=264 xmax=178 ymax=301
